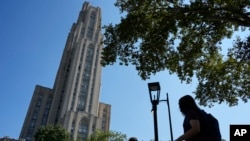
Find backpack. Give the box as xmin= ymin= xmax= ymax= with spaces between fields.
xmin=199 ymin=110 xmax=222 ymax=141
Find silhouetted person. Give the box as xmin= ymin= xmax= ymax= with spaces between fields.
xmin=175 ymin=95 xmax=221 ymax=141
xmin=128 ymin=137 xmax=138 ymax=141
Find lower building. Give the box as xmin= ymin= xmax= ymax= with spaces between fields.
xmin=0 ymin=136 xmax=24 ymax=141
xmin=19 ymin=85 xmax=53 ymax=141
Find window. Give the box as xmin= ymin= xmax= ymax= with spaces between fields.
xmin=77 ymin=118 xmax=89 ymax=140
xmin=94 ymin=33 xmax=98 ymax=41
xmin=41 ymin=117 xmax=47 ymax=125
xmin=89 ymin=11 xmax=96 ymax=26
xmin=77 ymin=101 xmax=85 ymax=111
xmin=71 ymin=121 xmax=75 ymax=138
xmin=87 ymin=27 xmax=93 ymax=39
xmin=81 ymin=27 xmax=85 ymax=37
xmin=32 ymin=112 xmax=37 ymax=120
xmin=29 ymin=120 xmax=35 ymax=129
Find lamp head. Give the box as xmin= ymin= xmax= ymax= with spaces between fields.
xmin=148 ymin=82 xmax=161 ymax=104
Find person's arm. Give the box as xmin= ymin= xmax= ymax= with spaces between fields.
xmin=175 ymin=120 xmax=200 ymax=141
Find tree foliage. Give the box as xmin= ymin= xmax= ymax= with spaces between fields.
xmin=101 ymin=0 xmax=250 ymax=106
xmin=85 ymin=130 xmax=127 ymax=141
xmin=34 ymin=125 xmax=71 ymax=141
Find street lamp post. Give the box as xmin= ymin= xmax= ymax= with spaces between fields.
xmin=164 ymin=93 xmax=174 ymax=141
xmin=148 ymin=82 xmax=174 ymax=141
xmin=148 ymin=82 xmax=161 ymax=141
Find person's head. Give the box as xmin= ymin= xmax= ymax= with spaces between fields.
xmin=179 ymin=95 xmax=199 ymax=115
xmin=128 ymin=137 xmax=138 ymax=141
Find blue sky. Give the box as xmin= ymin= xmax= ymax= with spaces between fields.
xmin=0 ymin=0 xmax=249 ymax=141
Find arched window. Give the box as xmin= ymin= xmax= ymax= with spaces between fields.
xmin=77 ymin=117 xmax=89 ymax=140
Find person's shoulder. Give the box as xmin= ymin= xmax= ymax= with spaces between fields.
xmin=198 ymin=109 xmax=208 ymax=117
xmin=188 ymin=109 xmax=200 ymax=115
xmin=186 ymin=109 xmax=200 ymax=119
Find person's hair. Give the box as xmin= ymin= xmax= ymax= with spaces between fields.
xmin=179 ymin=95 xmax=200 ymax=115
xmin=128 ymin=137 xmax=138 ymax=141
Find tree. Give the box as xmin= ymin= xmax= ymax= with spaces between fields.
xmin=34 ymin=125 xmax=71 ymax=141
xmin=101 ymin=0 xmax=250 ymax=107
xmin=85 ymin=129 xmax=127 ymax=141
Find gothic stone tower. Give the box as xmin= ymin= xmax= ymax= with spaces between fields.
xmin=19 ymin=2 xmax=111 ymax=141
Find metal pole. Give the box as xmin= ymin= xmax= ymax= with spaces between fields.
xmin=152 ymin=101 xmax=159 ymax=141
xmin=166 ymin=93 xmax=173 ymax=141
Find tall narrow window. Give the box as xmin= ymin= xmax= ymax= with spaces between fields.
xmin=77 ymin=118 xmax=89 ymax=140
xmin=77 ymin=44 xmax=94 ymax=112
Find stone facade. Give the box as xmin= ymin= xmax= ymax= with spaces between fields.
xmin=19 ymin=2 xmax=111 ymax=141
